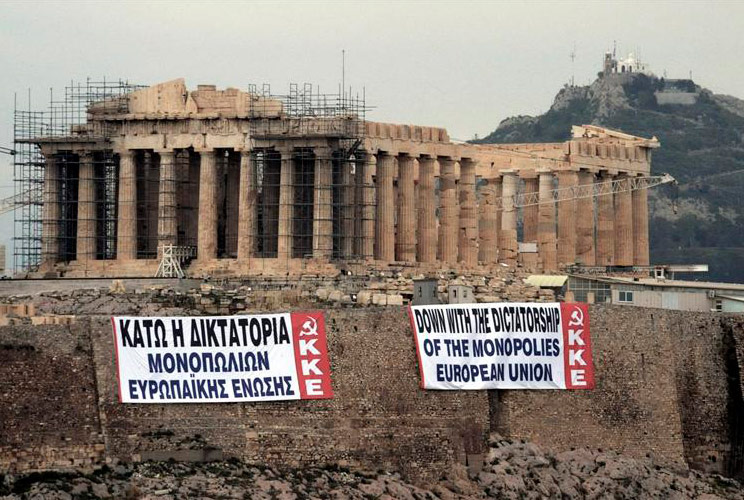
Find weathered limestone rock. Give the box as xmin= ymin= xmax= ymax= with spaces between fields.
xmin=197 ymin=151 xmax=218 ymax=260
xmin=375 ymin=153 xmax=395 ymax=262
xmin=596 ymin=172 xmax=615 ymax=266
xmin=458 ymin=159 xmax=478 ymax=266
xmin=313 ymin=151 xmax=333 ymax=259
xmin=499 ymin=171 xmax=518 ymax=266
xmin=614 ymin=173 xmax=634 ymax=266
xmin=478 ymin=176 xmax=500 ymax=264
xmin=237 ymin=151 xmax=257 ymax=259
xmin=522 ymin=177 xmax=538 ymax=244
xmin=116 ymin=151 xmax=137 ymax=260
xmin=417 ymin=156 xmax=437 ymax=263
xmin=396 ymin=155 xmax=416 ymax=262
xmin=356 ymin=290 xmax=371 ymax=305
xmin=371 ymin=293 xmax=387 ymax=306
xmin=537 ymin=170 xmax=557 ymax=271
xmin=277 ymin=149 xmax=294 ymax=261
xmin=557 ymin=170 xmax=579 ymax=265
xmin=576 ymin=170 xmax=596 ymax=265
xmin=360 ymin=153 xmax=376 ymax=259
xmin=76 ymin=153 xmax=96 ymax=261
xmin=157 ymin=150 xmax=177 ymax=252
xmin=438 ymin=158 xmax=458 ymax=263
xmin=41 ymin=156 xmax=60 ymax=265
xmin=632 ymin=182 xmax=649 ymax=266
xmin=387 ymin=294 xmax=404 ymax=306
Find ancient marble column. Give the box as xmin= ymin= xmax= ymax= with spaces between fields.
xmin=576 ymin=170 xmax=596 ymax=266
xmin=237 ymin=150 xmax=257 ymax=260
xmin=157 ymin=150 xmax=177 ymax=253
xmin=614 ymin=173 xmax=634 ymax=266
xmin=360 ymin=152 xmax=376 ymax=259
xmin=313 ymin=149 xmax=333 ymax=259
xmin=375 ymin=152 xmax=395 ymax=262
xmin=117 ymin=151 xmax=137 ymax=260
xmin=632 ymin=179 xmax=650 ymax=266
xmin=277 ymin=149 xmax=294 ymax=260
xmin=557 ymin=170 xmax=579 ymax=266
xmin=76 ymin=152 xmax=96 ymax=261
xmin=499 ymin=170 xmax=518 ymax=266
xmin=457 ymin=158 xmax=478 ymax=266
xmin=522 ymin=177 xmax=539 ymax=245
xmin=478 ymin=176 xmax=500 ymax=264
xmin=197 ymin=150 xmax=217 ymax=260
xmin=438 ymin=158 xmax=458 ymax=263
xmin=41 ymin=154 xmax=60 ymax=264
xmin=537 ymin=169 xmax=557 ymax=271
xmin=596 ymin=172 xmax=615 ymax=266
xmin=341 ymin=155 xmax=355 ymax=258
xmin=143 ymin=152 xmax=159 ymax=255
xmin=396 ymin=154 xmax=416 ymax=262
xmin=225 ymin=153 xmax=240 ymax=257
xmin=417 ymin=156 xmax=437 ymax=263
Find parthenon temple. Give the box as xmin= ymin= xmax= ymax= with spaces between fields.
xmin=24 ymin=79 xmax=659 ymax=278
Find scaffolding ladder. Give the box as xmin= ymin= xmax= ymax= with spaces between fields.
xmin=155 ymin=245 xmax=196 ymax=278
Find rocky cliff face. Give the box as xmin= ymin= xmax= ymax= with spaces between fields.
xmin=478 ymin=74 xmax=744 ymax=282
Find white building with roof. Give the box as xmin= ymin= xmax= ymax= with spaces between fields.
xmin=568 ymin=274 xmax=744 ymax=312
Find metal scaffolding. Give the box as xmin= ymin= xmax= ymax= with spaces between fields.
xmin=14 ymin=79 xmax=376 ymax=275
xmin=13 ymin=79 xmax=143 ymax=272
xmin=12 ymin=101 xmax=47 ymax=272
xmin=246 ymin=82 xmax=372 ymax=261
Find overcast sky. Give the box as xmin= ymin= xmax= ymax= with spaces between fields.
xmin=0 ymin=0 xmax=742 ymax=271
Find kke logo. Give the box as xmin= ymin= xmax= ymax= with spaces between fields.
xmin=290 ymin=312 xmax=333 ymax=399
xmin=561 ymin=303 xmax=594 ymax=390
xmin=568 ymin=307 xmax=584 ymax=327
xmin=299 ymin=316 xmax=319 ymax=337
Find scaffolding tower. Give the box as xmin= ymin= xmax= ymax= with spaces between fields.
xmin=13 ymin=79 xmax=372 ymax=274
xmin=246 ymin=82 xmax=371 ymax=260
xmin=13 ymin=79 xmax=143 ymax=273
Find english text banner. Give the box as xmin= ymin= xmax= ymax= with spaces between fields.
xmin=408 ymin=302 xmax=594 ymax=390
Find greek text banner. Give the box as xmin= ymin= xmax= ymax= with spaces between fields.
xmin=112 ymin=312 xmax=333 ymax=403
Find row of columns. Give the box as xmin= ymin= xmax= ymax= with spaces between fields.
xmin=528 ymin=169 xmax=650 ymax=269
xmin=366 ymin=156 xmax=651 ymax=270
xmin=43 ymin=148 xmax=649 ymax=270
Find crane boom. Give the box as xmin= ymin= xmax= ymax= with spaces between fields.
xmin=504 ymin=173 xmax=675 ymax=210
xmin=0 ymin=190 xmax=34 ymax=217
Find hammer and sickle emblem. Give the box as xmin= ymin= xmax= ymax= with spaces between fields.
xmin=568 ymin=307 xmax=584 ymax=327
xmin=300 ymin=316 xmax=319 ymax=336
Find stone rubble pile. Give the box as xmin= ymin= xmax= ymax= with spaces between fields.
xmin=313 ymin=269 xmax=555 ymax=307
xmin=1 ymin=436 xmax=741 ymax=499
xmin=475 ymin=435 xmax=742 ymax=499
xmin=0 ymin=268 xmax=558 ymax=319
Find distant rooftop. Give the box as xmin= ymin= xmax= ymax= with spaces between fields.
xmin=575 ymin=275 xmax=744 ymax=292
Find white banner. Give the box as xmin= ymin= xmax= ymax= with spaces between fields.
xmin=408 ymin=302 xmax=594 ymax=390
xmin=112 ymin=312 xmax=333 ymax=403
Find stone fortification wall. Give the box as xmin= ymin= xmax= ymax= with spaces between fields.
xmin=494 ymin=305 xmax=687 ymax=469
xmin=91 ymin=309 xmax=489 ymax=482
xmin=0 ymin=323 xmax=104 ymax=472
xmin=496 ymin=306 xmax=744 ymax=478
xmin=0 ymin=305 xmax=741 ymax=480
